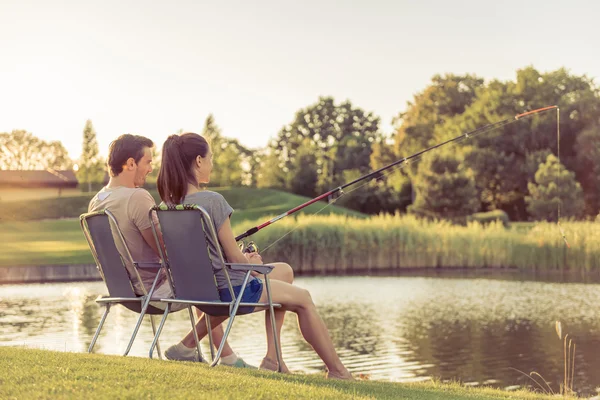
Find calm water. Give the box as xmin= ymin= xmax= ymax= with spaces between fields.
xmin=2 ymin=273 xmax=600 ymax=396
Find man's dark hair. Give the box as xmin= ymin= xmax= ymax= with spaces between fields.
xmin=107 ymin=134 xmax=154 ymax=176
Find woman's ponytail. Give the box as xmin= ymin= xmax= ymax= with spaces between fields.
xmin=157 ymin=133 xmax=209 ymax=204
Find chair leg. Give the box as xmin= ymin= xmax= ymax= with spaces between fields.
xmin=210 ymin=273 xmax=251 ymax=367
xmin=127 ymin=272 xmax=163 ymax=356
xmin=188 ymin=306 xmax=202 ymax=362
xmin=149 ymin=315 xmax=162 ymax=359
xmin=149 ymin=304 xmax=170 ymax=359
xmin=88 ymin=303 xmax=111 ymax=353
xmin=205 ymin=314 xmax=215 ymax=363
xmin=123 ymin=299 xmax=149 ymax=356
xmin=265 ymin=276 xmax=283 ymax=372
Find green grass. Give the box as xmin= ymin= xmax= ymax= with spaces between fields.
xmin=0 ymin=186 xmax=365 ymax=222
xmin=0 ymin=219 xmax=91 ymax=266
xmin=0 ymin=347 xmax=561 ymax=400
xmin=0 ymin=187 xmax=364 ymax=266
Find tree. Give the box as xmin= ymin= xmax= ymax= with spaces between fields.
xmin=77 ymin=120 xmax=104 ymax=192
xmin=202 ymin=114 xmax=224 ymax=185
xmin=336 ymin=136 xmax=412 ymax=214
xmin=435 ymin=67 xmax=600 ymax=219
xmin=574 ymin=121 xmax=600 ymax=215
xmin=289 ymin=139 xmax=318 ymax=197
xmin=526 ymin=154 xmax=584 ymax=221
xmin=201 ymin=114 xmax=246 ymax=187
xmin=146 ymin=145 xmax=162 ymax=184
xmin=256 ymin=146 xmax=288 ymax=189
xmin=217 ymin=141 xmax=245 ymax=186
xmin=0 ymin=130 xmax=72 ymax=170
xmin=393 ymin=74 xmax=484 ymax=158
xmin=408 ymin=150 xmax=480 ymax=221
xmin=268 ymin=96 xmax=381 ymax=195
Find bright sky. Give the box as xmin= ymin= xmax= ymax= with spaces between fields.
xmin=1 ymin=0 xmax=598 ymax=160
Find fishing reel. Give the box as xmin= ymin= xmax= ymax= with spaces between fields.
xmin=238 ymin=240 xmax=259 ymax=254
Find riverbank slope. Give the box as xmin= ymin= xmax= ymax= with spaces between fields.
xmin=0 ymin=347 xmax=564 ymax=399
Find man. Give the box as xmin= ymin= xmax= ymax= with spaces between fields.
xmin=88 ymin=133 xmax=252 ymax=367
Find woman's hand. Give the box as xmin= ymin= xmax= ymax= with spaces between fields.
xmin=245 ymin=251 xmax=263 ymax=265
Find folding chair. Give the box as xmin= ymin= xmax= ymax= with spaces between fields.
xmin=80 ymin=209 xmax=166 ymax=358
xmin=147 ymin=204 xmax=283 ymax=370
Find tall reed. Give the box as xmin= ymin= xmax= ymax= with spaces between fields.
xmin=233 ymin=214 xmax=598 ymax=273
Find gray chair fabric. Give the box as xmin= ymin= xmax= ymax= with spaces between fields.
xmin=80 ymin=210 xmax=164 ymax=357
xmin=148 ymin=204 xmax=283 ymax=370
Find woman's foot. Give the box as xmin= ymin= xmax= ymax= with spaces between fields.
xmin=326 ymin=368 xmax=354 ymax=380
xmin=259 ymin=357 xmax=290 ymax=373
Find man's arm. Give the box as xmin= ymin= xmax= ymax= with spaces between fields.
xmin=129 ymin=190 xmax=165 ymax=259
xmin=140 ymin=223 xmax=165 ymax=258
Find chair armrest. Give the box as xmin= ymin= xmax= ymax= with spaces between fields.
xmin=134 ymin=262 xmax=163 ymax=269
xmin=225 ymin=263 xmax=274 ymax=275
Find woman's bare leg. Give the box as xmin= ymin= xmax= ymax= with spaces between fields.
xmin=178 ymin=262 xmax=294 ymax=361
xmin=258 ymin=279 xmax=350 ymax=378
xmin=181 ymin=313 xmax=229 ymax=349
xmin=262 ymin=263 xmax=293 ymax=372
xmin=182 ymin=309 xmax=234 ymax=357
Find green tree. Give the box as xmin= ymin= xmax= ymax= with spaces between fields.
xmin=202 ymin=114 xmax=224 ymax=185
xmin=336 ymin=137 xmax=412 ymax=214
xmin=526 ymin=154 xmax=584 ymax=221
xmin=574 ymin=121 xmax=600 ymax=215
xmin=201 ymin=115 xmax=246 ymax=187
xmin=438 ymin=67 xmax=600 ymax=219
xmin=393 ymin=74 xmax=484 ymax=157
xmin=256 ymin=146 xmax=288 ymax=189
xmin=146 ymin=145 xmax=161 ymax=184
xmin=77 ymin=120 xmax=104 ymax=192
xmin=408 ymin=150 xmax=479 ymax=221
xmin=217 ymin=141 xmax=245 ymax=186
xmin=289 ymin=139 xmax=318 ymax=197
xmin=0 ymin=130 xmax=72 ymax=170
xmin=270 ymin=97 xmax=381 ymax=194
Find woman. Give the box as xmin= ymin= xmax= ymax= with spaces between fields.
xmin=157 ymin=132 xmax=352 ymax=379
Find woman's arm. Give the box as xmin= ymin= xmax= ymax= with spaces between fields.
xmin=217 ymin=218 xmax=263 ymax=265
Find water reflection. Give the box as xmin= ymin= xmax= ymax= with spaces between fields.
xmin=2 ymin=274 xmax=600 ymax=396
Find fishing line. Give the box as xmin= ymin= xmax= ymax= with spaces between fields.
xmin=555 ymin=107 xmax=570 ymax=248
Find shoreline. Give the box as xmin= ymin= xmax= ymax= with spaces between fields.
xmin=2 ymin=263 xmax=600 ymax=285
xmin=0 ymin=264 xmax=101 ymax=284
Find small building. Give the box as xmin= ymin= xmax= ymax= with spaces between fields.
xmin=0 ymin=169 xmax=80 ymax=202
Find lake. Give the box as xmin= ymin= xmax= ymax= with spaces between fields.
xmin=1 ymin=272 xmax=599 ymax=396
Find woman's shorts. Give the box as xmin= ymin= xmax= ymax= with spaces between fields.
xmin=219 ymin=277 xmax=263 ymax=315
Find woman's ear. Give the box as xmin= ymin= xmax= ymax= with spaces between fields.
xmin=196 ymin=155 xmax=203 ymax=167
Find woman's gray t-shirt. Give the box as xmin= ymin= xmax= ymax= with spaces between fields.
xmin=183 ymin=190 xmax=256 ymax=290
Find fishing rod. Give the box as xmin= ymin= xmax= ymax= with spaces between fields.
xmin=235 ymin=105 xmax=559 ymax=242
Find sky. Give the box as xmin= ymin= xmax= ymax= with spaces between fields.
xmin=1 ymin=0 xmax=599 ymax=160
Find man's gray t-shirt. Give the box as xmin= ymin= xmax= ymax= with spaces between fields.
xmin=183 ymin=190 xmax=256 ymax=290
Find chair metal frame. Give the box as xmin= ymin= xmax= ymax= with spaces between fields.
xmin=80 ymin=209 xmax=167 ymax=358
xmin=147 ymin=204 xmax=283 ymax=370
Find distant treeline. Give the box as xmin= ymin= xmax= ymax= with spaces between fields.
xmin=2 ymin=66 xmax=599 ymax=222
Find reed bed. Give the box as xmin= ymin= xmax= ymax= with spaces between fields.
xmin=234 ymin=214 xmax=598 ymax=273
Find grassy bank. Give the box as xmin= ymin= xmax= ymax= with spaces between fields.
xmin=0 ymin=187 xmax=364 ymax=267
xmin=0 ymin=186 xmax=364 ymax=222
xmin=0 ymin=347 xmax=559 ymax=399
